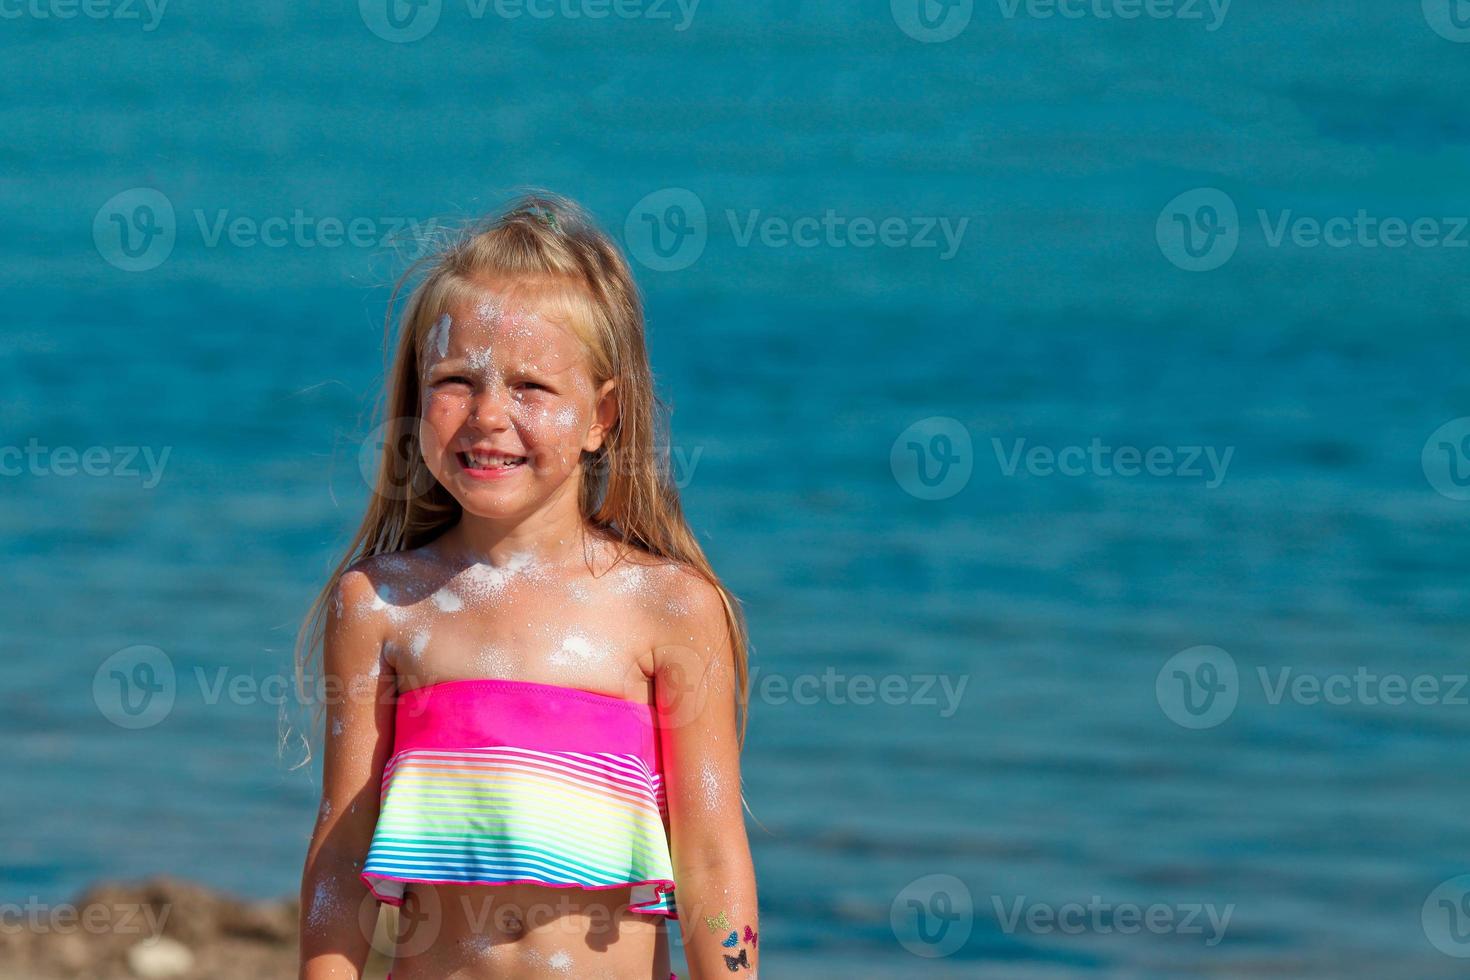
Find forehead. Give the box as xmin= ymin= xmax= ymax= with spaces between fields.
xmin=440 ymin=294 xmax=586 ymax=371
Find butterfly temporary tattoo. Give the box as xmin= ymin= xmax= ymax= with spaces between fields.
xmin=722 ymin=947 xmax=750 ymax=971
xmin=704 ymin=909 xmax=730 ymax=933
xmin=721 ymin=930 xmax=739 ymax=947
xmin=743 ymin=924 xmax=758 ymax=947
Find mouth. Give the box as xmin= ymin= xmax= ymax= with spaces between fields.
xmin=456 ymin=449 xmax=529 ymax=479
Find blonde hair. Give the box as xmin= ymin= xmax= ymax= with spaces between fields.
xmin=287 ymin=192 xmax=749 ymax=765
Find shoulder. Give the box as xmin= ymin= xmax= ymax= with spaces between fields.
xmin=587 ymin=533 xmax=726 ymax=620
xmin=602 ymin=543 xmax=720 ymax=612
xmin=324 ymin=562 xmax=389 ymax=654
xmin=333 ymin=561 xmax=380 ymax=610
xmin=646 ymin=562 xmax=742 ymax=726
xmin=664 ymin=563 xmax=728 ymax=626
xmin=329 ymin=547 xmax=442 ymax=635
xmin=641 ymin=557 xmax=736 ymax=656
xmin=347 ymin=546 xmax=443 ymax=581
xmin=340 ymin=547 xmax=446 ymax=606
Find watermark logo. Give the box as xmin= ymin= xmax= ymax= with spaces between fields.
xmin=1157 ymin=188 xmax=1238 ymax=272
xmin=1161 ymin=188 xmax=1470 ymax=271
xmin=96 ymin=191 xmax=438 ymax=273
xmin=93 ymin=645 xmax=176 ymax=730
xmin=1160 ymin=652 xmax=1470 ymax=726
xmin=624 ymin=190 xmax=969 ymax=271
xmin=1424 ymin=875 xmax=1470 ymax=957
xmin=621 ymin=643 xmax=719 ymax=731
xmin=625 ymin=188 xmax=707 ymax=272
xmin=891 ymin=416 xmax=973 ymax=500
xmin=359 ymin=0 xmax=442 ymax=42
xmin=1423 ymin=0 xmax=1470 ymax=42
xmin=359 ymin=418 xmax=440 ymax=502
xmin=380 ymin=888 xmax=440 ymax=957
xmin=891 ymin=874 xmax=973 ymax=957
xmin=94 ymin=188 xmax=176 ymax=272
xmin=1422 ymin=417 xmax=1470 ymax=501
xmin=891 ymin=0 xmax=973 ymax=43
xmin=1156 ymin=645 xmax=1238 ymax=729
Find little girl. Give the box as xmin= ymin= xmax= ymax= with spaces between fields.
xmin=295 ymin=194 xmax=759 ymax=980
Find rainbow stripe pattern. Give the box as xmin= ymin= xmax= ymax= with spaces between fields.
xmin=360 ymin=678 xmax=677 ymax=917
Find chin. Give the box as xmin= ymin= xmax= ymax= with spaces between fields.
xmin=452 ymin=488 xmax=529 ymax=519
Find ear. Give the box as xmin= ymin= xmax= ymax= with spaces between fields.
xmin=583 ymin=378 xmax=619 ymax=453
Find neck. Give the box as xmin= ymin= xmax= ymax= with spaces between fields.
xmin=441 ymin=492 xmax=597 ymax=569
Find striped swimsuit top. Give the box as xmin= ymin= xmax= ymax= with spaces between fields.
xmin=360 ymin=677 xmax=678 ymax=918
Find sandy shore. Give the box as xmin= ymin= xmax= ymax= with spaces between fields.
xmin=0 ymin=878 xmax=395 ymax=980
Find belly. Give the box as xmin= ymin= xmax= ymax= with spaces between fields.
xmin=384 ymin=882 xmax=671 ymax=980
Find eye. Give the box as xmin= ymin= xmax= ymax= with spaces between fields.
xmin=433 ymin=375 xmax=474 ymax=389
xmin=514 ymin=380 xmax=549 ymax=393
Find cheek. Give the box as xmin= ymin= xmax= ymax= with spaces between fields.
xmin=420 ymin=392 xmax=470 ymax=449
xmin=515 ymin=399 xmax=583 ymax=443
xmin=424 ymin=389 xmax=470 ymax=421
xmin=513 ymin=400 xmax=587 ymax=468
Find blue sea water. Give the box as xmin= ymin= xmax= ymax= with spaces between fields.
xmin=4 ymin=2 xmax=1470 ymax=977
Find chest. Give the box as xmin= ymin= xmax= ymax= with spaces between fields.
xmin=381 ymin=568 xmax=665 ymax=699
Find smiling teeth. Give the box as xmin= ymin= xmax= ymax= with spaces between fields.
xmin=465 ymin=452 xmax=525 ymax=468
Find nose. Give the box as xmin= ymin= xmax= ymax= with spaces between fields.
xmin=466 ymin=386 xmax=512 ymax=431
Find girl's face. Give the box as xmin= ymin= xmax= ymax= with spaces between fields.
xmin=417 ymin=291 xmax=615 ymax=521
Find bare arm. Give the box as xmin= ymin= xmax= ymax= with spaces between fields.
xmin=299 ymin=569 xmax=397 ymax=980
xmin=656 ymin=578 xmax=759 ymax=979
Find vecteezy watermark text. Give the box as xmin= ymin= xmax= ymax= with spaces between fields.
xmin=0 ymin=0 xmax=167 ymax=30
xmin=465 ymin=0 xmax=698 ymax=28
xmin=992 ymin=895 xmax=1233 ymax=946
xmin=193 ymin=210 xmax=438 ymax=251
xmin=1159 ymin=187 xmax=1470 ymax=272
xmin=0 ymin=899 xmax=170 ymax=936
xmin=891 ymin=0 xmax=1229 ymax=43
xmin=1 ymin=440 xmax=170 ymax=488
xmin=726 ymin=210 xmax=968 ymax=260
xmin=995 ymin=0 xmax=1230 ymax=31
xmin=1157 ymin=646 xmax=1470 ymax=729
xmin=358 ymin=0 xmax=699 ymax=42
xmin=623 ymin=188 xmax=971 ymax=271
xmin=94 ymin=187 xmax=439 ymax=272
xmin=747 ymin=666 xmax=969 ymax=718
xmin=993 ymin=437 xmax=1234 ymax=488
xmin=1259 ymin=667 xmax=1469 ymax=707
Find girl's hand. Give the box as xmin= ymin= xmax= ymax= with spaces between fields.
xmin=298 ymin=568 xmax=398 ymax=980
xmin=655 ymin=576 xmax=759 ymax=979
